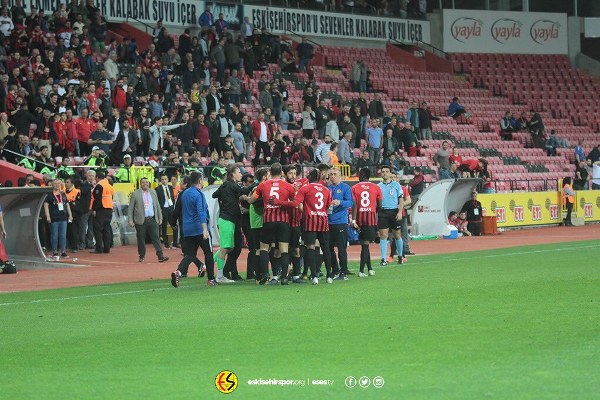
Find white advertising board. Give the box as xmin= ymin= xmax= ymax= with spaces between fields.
xmin=246 ymin=5 xmax=431 ymax=43
xmin=443 ymin=9 xmax=568 ymax=54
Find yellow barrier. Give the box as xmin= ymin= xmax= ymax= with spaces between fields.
xmin=334 ymin=164 xmax=351 ymax=177
xmin=478 ymin=190 xmax=600 ymax=227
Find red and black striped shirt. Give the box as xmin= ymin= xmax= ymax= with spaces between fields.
xmin=253 ymin=178 xmax=295 ymax=224
xmin=351 ymin=182 xmax=382 ymax=227
xmin=288 ymin=179 xmax=306 ymax=228
xmin=297 ymin=183 xmax=332 ymax=232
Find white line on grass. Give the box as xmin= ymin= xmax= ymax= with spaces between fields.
xmin=0 ymin=286 xmax=190 ymax=307
xmin=1 ymin=243 xmax=597 ymax=307
xmin=406 ymin=243 xmax=598 ymax=266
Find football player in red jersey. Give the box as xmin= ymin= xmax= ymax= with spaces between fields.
xmin=283 ymin=165 xmax=306 ymax=284
xmin=351 ymin=167 xmax=383 ymax=276
xmin=242 ymin=163 xmax=296 ymax=285
xmin=276 ymin=169 xmax=333 ymax=284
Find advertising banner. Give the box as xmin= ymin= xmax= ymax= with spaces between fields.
xmin=443 ymin=9 xmax=568 ymax=54
xmin=478 ymin=190 xmax=600 ymax=227
xmin=245 ymin=5 xmax=430 ymax=43
xmin=93 ymin=0 xmax=200 ymax=27
xmin=208 ymin=2 xmax=244 ymax=31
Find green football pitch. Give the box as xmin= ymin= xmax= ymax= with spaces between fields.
xmin=1 ymin=240 xmax=598 ymax=399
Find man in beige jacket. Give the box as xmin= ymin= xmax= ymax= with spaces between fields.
xmin=128 ymin=177 xmax=169 ymax=263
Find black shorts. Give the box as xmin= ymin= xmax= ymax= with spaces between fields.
xmin=359 ymin=225 xmax=378 ymax=242
xmin=260 ymin=221 xmax=291 ymax=245
xmin=303 ymin=230 xmax=329 ymax=247
xmin=377 ymin=209 xmax=401 ymax=230
xmin=289 ymin=226 xmax=302 ymax=248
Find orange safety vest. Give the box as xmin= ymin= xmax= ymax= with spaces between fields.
xmin=563 ymin=184 xmax=574 ymax=204
xmin=65 ymin=188 xmax=80 ymax=202
xmin=92 ymin=179 xmax=114 ymax=210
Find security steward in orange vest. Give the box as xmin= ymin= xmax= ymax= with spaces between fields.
xmin=562 ymin=176 xmax=575 ymax=226
xmin=90 ymin=171 xmax=114 ymax=253
xmin=65 ymin=177 xmax=82 ymax=253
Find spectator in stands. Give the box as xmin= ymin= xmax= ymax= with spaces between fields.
xmin=337 ymin=131 xmax=353 ymax=165
xmin=574 ymin=160 xmax=589 ymax=191
xmin=315 ymin=135 xmax=334 ymax=164
xmin=355 ymin=149 xmax=374 ymax=175
xmin=281 ymin=104 xmax=299 ymax=130
xmin=417 ymin=101 xmax=438 ymax=140
xmin=460 ymin=157 xmax=487 ymax=178
xmin=544 ymin=130 xmax=558 ymax=156
xmin=240 ymin=16 xmax=254 ymax=39
xmin=350 ymin=60 xmax=367 ymax=93
xmin=290 ymin=137 xmax=311 ymax=164
xmin=252 ymin=112 xmax=271 ymax=166
xmin=588 ymin=144 xmax=600 ymax=164
xmin=406 ymin=101 xmax=420 ymax=138
xmin=368 ymin=93 xmax=385 ymax=120
xmin=198 ymin=5 xmax=214 ymax=29
xmin=500 ymin=111 xmax=515 ymax=141
xmin=400 ymin=121 xmax=420 ymax=157
xmin=296 ymin=37 xmax=314 ymax=73
xmin=366 ymin=118 xmax=383 ymax=167
xmin=301 ymin=104 xmax=316 ymax=140
xmin=449 ymin=147 xmax=462 ymax=165
xmin=591 ymin=161 xmax=600 ymax=190
xmin=382 ymin=127 xmax=400 ymax=164
xmin=447 ymin=97 xmax=471 ymax=119
xmin=574 ymin=140 xmax=585 ymax=164
xmin=528 ymin=110 xmax=545 ymax=148
xmin=315 ymin=99 xmax=332 ymax=140
xmin=439 ymin=161 xmax=460 ymax=180
xmin=338 ymin=113 xmax=357 ymax=148
xmin=279 ymin=47 xmax=298 ymax=73
xmin=433 ymin=141 xmax=450 ymax=178
xmin=407 ymin=0 xmax=425 ymax=18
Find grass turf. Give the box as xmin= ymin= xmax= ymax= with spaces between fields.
xmin=0 ymin=240 xmax=599 ymax=399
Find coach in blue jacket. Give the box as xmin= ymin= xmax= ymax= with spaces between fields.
xmin=328 ymin=167 xmax=354 ymax=280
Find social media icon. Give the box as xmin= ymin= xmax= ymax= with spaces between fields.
xmin=359 ymin=376 xmax=370 ymax=388
xmin=373 ymin=376 xmax=385 ymax=388
xmin=345 ymin=376 xmax=357 ymax=388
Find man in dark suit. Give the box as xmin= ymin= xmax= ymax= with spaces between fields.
xmin=205 ymin=85 xmax=221 ymax=115
xmin=156 ymin=173 xmax=178 ymax=248
xmin=110 ymin=119 xmax=138 ymax=165
xmin=127 ymin=177 xmax=169 ymax=263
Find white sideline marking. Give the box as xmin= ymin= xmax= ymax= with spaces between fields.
xmin=406 ymin=244 xmax=598 ymax=266
xmin=0 ymin=243 xmax=597 ymax=307
xmin=0 ymin=286 xmax=190 ymax=307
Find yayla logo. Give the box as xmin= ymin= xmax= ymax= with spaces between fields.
xmin=451 ymin=17 xmax=483 ymax=42
xmin=491 ymin=18 xmax=522 ymax=43
xmin=530 ymin=19 xmax=561 ymax=44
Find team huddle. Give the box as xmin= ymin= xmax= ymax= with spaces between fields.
xmin=170 ymin=163 xmax=409 ymax=287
